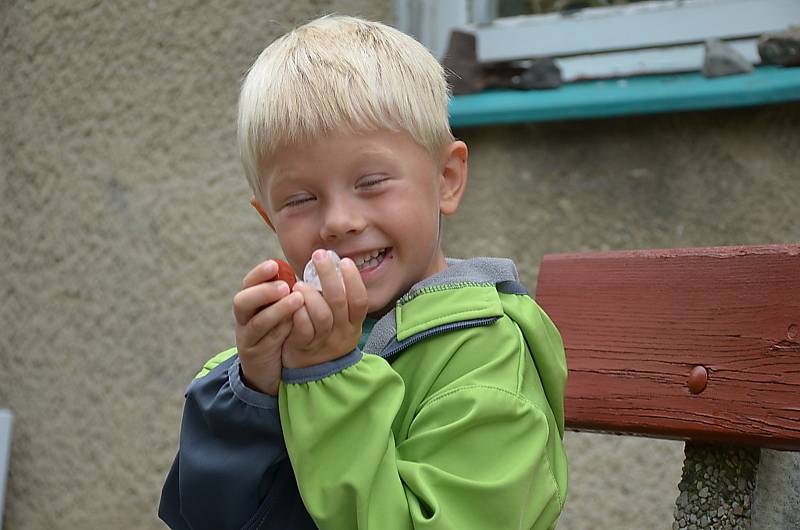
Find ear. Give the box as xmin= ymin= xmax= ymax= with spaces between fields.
xmin=249 ymin=196 xmax=275 ymax=231
xmin=438 ymin=140 xmax=468 ymax=216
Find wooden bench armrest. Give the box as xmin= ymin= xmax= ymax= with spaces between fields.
xmin=535 ymin=244 xmax=800 ymax=450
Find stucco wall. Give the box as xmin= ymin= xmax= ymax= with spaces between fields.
xmin=1 ymin=2 xmax=392 ymax=529
xmin=2 ymin=1 xmax=798 ymax=529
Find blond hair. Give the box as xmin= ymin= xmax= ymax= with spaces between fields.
xmin=238 ymin=15 xmax=454 ymax=198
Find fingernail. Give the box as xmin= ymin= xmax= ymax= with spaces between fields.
xmin=276 ymin=282 xmax=289 ymax=296
xmin=313 ymin=249 xmax=327 ymax=262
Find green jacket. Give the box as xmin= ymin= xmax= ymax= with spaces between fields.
xmin=160 ymin=257 xmax=568 ymax=530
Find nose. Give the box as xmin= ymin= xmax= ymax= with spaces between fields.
xmin=319 ymin=195 xmax=366 ymax=240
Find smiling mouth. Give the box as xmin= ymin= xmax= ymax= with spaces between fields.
xmin=351 ymin=248 xmax=388 ymax=271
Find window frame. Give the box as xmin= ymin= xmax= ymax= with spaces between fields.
xmin=395 ymin=0 xmax=800 ymax=124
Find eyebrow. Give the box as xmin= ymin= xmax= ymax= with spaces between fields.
xmin=348 ymin=145 xmax=399 ymax=170
xmin=263 ymin=169 xmax=305 ymax=208
xmin=268 ymin=141 xmax=398 ymax=185
xmin=267 ymin=168 xmax=298 ymax=185
xmin=354 ymin=142 xmax=395 ymax=158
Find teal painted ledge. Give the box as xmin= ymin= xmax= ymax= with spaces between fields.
xmin=448 ymin=66 xmax=800 ymax=128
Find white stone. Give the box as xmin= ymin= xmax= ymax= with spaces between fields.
xmin=303 ymin=250 xmax=343 ymax=291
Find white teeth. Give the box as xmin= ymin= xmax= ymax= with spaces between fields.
xmin=353 ymin=248 xmax=386 ymax=270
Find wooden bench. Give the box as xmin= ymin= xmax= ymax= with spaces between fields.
xmin=534 ymin=244 xmax=800 ymax=529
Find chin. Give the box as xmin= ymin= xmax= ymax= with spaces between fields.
xmin=366 ymin=296 xmax=395 ymax=319
xmin=367 ymin=305 xmax=392 ymax=319
xmin=366 ymin=281 xmax=406 ymax=315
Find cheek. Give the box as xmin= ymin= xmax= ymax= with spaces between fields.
xmin=276 ymin=222 xmax=314 ymax=263
xmin=379 ymin=188 xmax=438 ymax=224
xmin=403 ymin=196 xmax=440 ymax=233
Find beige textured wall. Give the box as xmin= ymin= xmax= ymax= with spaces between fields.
xmin=2 ymin=1 xmax=799 ymax=529
xmin=1 ymin=2 xmax=392 ymax=529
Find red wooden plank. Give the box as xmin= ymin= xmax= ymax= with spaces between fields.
xmin=535 ymin=244 xmax=800 ymax=450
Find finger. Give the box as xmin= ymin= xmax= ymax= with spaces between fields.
xmin=251 ymin=317 xmax=293 ymax=354
xmin=294 ymin=281 xmax=334 ymax=336
xmin=239 ymin=291 xmax=303 ymax=346
xmin=289 ymin=304 xmax=316 ymax=346
xmin=233 ymin=280 xmax=291 ymax=326
xmin=242 ymin=260 xmax=278 ymax=289
xmin=341 ymin=258 xmax=369 ymax=324
xmin=313 ymin=249 xmax=348 ymax=322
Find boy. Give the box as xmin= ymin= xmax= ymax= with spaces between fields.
xmin=159 ymin=15 xmax=567 ymax=530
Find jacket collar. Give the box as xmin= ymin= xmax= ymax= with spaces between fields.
xmin=363 ymin=257 xmax=520 ymax=357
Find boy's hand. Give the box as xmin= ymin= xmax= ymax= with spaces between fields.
xmin=233 ymin=260 xmax=304 ymax=396
xmin=282 ymin=250 xmax=368 ymax=369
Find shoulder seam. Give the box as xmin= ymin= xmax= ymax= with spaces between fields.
xmin=419 ymin=383 xmax=535 ymax=415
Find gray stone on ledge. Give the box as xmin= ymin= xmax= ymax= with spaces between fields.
xmin=758 ymin=26 xmax=800 ymax=67
xmin=702 ymin=39 xmax=754 ymax=78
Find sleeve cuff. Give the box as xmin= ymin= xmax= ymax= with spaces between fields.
xmin=228 ymin=358 xmax=279 ymax=409
xmin=282 ymin=348 xmax=363 ymax=384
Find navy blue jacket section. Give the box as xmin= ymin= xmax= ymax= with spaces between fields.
xmin=158 ymin=356 xmax=316 ymax=529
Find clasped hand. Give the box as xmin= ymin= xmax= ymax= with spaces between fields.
xmin=233 ymin=249 xmax=368 ymax=396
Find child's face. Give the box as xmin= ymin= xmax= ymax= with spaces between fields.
xmin=260 ymin=129 xmax=463 ymax=316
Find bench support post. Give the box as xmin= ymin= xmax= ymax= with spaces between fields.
xmin=673 ymin=443 xmax=759 ymax=530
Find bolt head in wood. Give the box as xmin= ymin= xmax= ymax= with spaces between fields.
xmin=688 ymin=365 xmax=708 ymax=394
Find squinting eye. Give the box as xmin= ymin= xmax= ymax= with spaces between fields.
xmin=284 ymin=196 xmax=314 ymax=208
xmin=358 ymin=176 xmax=388 ymax=188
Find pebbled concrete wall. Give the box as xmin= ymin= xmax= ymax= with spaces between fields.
xmin=2 ymin=1 xmax=799 ymax=529
xmin=752 ymin=449 xmax=800 ymax=529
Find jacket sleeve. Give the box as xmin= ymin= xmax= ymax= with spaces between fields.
xmin=159 ymin=352 xmax=315 ymax=530
xmin=278 ymin=347 xmax=565 ymax=529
